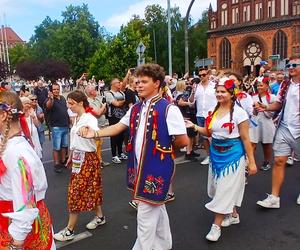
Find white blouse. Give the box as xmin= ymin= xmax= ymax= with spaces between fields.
xmin=0 ymin=136 xmax=48 ymax=241
xmin=70 ymin=112 xmax=99 ymax=152
xmin=211 ymin=106 xmax=249 ymax=139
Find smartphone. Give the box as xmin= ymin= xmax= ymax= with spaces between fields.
xmin=102 ymin=97 xmax=106 ymax=104
xmin=130 ymin=68 xmax=135 ymax=74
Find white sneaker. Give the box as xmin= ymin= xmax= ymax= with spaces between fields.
xmin=180 ymin=147 xmax=187 ymax=152
xmin=297 ymin=194 xmax=300 ymax=205
xmin=201 ymin=156 xmax=210 ymax=165
xmin=86 ymin=216 xmax=106 ymax=230
xmin=53 ymin=228 xmax=75 ymax=242
xmin=119 ymin=153 xmax=128 ymax=160
xmin=286 ymin=156 xmax=294 ymax=166
xmin=221 ymin=214 xmax=240 ymax=227
xmin=206 ymin=224 xmax=221 ymax=242
xmin=112 ymin=156 xmax=121 ymax=164
xmin=256 ymin=194 xmax=280 ymax=208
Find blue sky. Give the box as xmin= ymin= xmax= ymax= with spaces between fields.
xmin=0 ymin=0 xmax=216 ymax=42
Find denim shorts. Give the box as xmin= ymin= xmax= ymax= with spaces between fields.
xmin=196 ymin=116 xmax=208 ymax=139
xmin=51 ymin=127 xmax=69 ymax=150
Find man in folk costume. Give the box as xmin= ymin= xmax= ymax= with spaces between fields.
xmin=79 ymin=63 xmax=188 ymax=250
xmin=256 ymin=54 xmax=300 ymax=207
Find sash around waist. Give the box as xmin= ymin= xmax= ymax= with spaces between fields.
xmin=0 ymin=199 xmax=44 ymax=213
xmin=210 ymin=137 xmax=245 ymax=179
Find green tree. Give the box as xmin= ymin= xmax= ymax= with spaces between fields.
xmin=9 ymin=43 xmax=32 ymax=70
xmin=89 ymin=16 xmax=150 ymax=82
xmin=29 ymin=4 xmax=104 ymax=77
xmin=189 ymin=11 xmax=209 ymax=71
xmin=145 ymin=5 xmax=168 ymax=69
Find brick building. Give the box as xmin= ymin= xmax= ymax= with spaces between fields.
xmin=0 ymin=26 xmax=24 ymax=64
xmin=207 ymin=0 xmax=300 ymax=76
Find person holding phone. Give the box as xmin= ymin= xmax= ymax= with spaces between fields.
xmin=256 ymin=55 xmax=300 ymax=207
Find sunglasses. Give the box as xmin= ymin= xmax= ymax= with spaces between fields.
xmin=200 ymin=74 xmax=207 ymax=77
xmin=30 ymin=99 xmax=37 ymax=101
xmin=286 ymin=63 xmax=300 ymax=69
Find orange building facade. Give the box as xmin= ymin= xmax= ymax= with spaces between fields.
xmin=207 ymin=0 xmax=300 ymax=75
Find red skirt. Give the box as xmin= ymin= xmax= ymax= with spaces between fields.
xmin=0 ymin=200 xmax=53 ymax=250
xmin=68 ymin=151 xmax=103 ymax=212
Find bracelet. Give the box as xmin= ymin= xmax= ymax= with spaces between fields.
xmin=94 ymin=130 xmax=101 ymax=139
xmin=193 ymin=124 xmax=199 ymax=132
xmin=9 ymin=243 xmax=24 ymax=250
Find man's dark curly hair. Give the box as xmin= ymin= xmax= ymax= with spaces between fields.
xmin=135 ymin=63 xmax=165 ymax=87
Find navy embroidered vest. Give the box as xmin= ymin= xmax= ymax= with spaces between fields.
xmin=126 ymin=96 xmax=175 ymax=205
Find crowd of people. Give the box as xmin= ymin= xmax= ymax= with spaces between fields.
xmin=0 ymin=54 xmax=299 ymax=249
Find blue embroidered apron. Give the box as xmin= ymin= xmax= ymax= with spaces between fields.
xmin=210 ymin=138 xmax=245 ymax=179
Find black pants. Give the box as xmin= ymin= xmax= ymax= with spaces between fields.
xmin=108 ymin=117 xmax=124 ymax=157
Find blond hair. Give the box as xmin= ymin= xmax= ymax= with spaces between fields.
xmin=175 ymin=80 xmax=186 ymax=92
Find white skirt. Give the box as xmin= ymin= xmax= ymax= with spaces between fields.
xmin=205 ymin=156 xmax=246 ymax=214
xmin=249 ymin=115 xmax=275 ymax=144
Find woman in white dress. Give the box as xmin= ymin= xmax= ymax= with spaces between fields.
xmin=186 ymin=77 xmax=257 ymax=242
xmin=250 ymin=77 xmax=276 ymax=171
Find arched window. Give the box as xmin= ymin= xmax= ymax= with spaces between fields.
xmin=273 ymin=30 xmax=287 ymax=59
xmin=220 ymin=38 xmax=231 ymax=68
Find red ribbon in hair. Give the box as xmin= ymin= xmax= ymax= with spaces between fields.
xmin=19 ymin=114 xmax=34 ymax=148
xmin=236 ymin=92 xmax=247 ymax=100
xmin=85 ymin=107 xmax=98 ymax=117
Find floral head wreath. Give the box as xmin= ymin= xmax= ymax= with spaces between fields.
xmin=217 ymin=78 xmax=239 ymax=96
xmin=0 ymin=102 xmax=19 ymax=115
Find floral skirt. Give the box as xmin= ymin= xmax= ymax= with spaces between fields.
xmin=68 ymin=152 xmax=102 ymax=213
xmin=0 ymin=200 xmax=54 ymax=250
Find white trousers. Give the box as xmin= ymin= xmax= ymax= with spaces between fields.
xmin=132 ymin=202 xmax=172 ymax=250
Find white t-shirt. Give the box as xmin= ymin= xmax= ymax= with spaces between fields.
xmin=277 ymin=80 xmax=300 ymax=139
xmin=236 ymin=92 xmax=254 ymax=117
xmin=70 ymin=113 xmax=99 ymax=152
xmin=120 ymin=95 xmax=186 ymax=166
xmin=211 ymin=105 xmax=249 ymax=139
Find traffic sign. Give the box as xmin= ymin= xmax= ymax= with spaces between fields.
xmin=269 ymin=54 xmax=280 ymax=60
xmin=136 ymin=42 xmax=146 ymax=55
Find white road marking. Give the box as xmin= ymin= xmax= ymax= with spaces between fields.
xmin=56 ymin=231 xmax=93 ymax=249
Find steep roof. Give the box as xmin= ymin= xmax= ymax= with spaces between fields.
xmin=0 ymin=27 xmax=24 ymax=44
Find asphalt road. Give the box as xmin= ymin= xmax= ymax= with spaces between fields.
xmin=41 ymin=137 xmax=300 ymax=250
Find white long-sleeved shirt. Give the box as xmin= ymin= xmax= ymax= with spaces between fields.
xmin=0 ymin=136 xmax=47 ymax=241
xmin=193 ymin=81 xmax=217 ymax=118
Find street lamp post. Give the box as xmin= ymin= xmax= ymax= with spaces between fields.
xmin=167 ymin=0 xmax=172 ymax=75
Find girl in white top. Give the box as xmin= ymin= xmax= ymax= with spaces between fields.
xmin=186 ymin=77 xmax=257 ymax=242
xmin=54 ymin=90 xmax=105 ymax=242
xmin=0 ymin=91 xmax=55 ymax=249
xmin=249 ymin=77 xmax=276 ymax=171
xmin=229 ymin=73 xmax=254 ymax=123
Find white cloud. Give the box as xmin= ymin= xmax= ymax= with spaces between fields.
xmin=102 ymin=0 xmax=216 ymax=29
